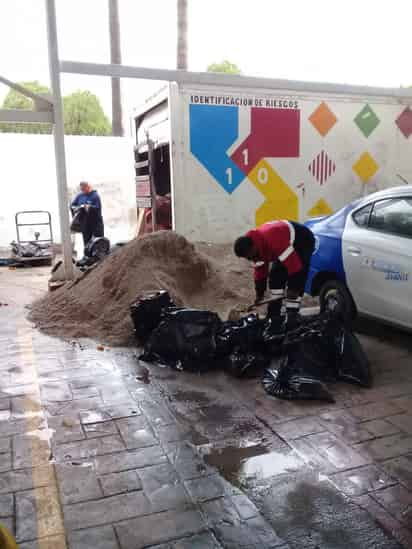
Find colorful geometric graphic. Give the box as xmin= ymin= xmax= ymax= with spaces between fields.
xmin=190 ymin=104 xmax=245 ymax=194
xmin=308 ymin=150 xmax=336 ymax=185
xmin=353 ymin=152 xmax=379 ymax=183
xmin=248 ymin=160 xmax=299 ymax=226
xmin=189 ymin=103 xmax=301 ymax=226
xmin=354 ymin=104 xmax=380 ymax=137
xmin=190 ymin=104 xmax=300 ymax=201
xmin=309 ymin=102 xmax=338 ymax=136
xmin=231 ymin=108 xmax=300 ymax=173
xmin=396 ymin=107 xmax=412 ymax=139
xmin=307 ymin=198 xmax=333 ymax=218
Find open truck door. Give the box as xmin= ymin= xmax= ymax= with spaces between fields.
xmin=133 ymin=94 xmax=173 ymax=236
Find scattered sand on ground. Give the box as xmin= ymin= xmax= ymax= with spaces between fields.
xmin=29 ymin=231 xmax=254 ymax=345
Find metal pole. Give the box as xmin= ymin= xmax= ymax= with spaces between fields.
xmin=45 ymin=0 xmax=74 ymax=279
xmin=108 ymin=0 xmax=123 ymax=136
xmin=177 ymin=0 xmax=188 ymax=70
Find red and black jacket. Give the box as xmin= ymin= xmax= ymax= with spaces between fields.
xmin=246 ymin=220 xmax=303 ymax=286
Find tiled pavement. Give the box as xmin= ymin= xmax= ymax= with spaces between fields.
xmin=0 ymin=268 xmax=412 ymax=548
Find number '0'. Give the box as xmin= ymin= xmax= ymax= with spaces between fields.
xmin=257 ymin=167 xmax=268 ymax=184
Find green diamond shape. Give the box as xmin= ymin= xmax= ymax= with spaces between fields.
xmin=354 ymin=104 xmax=380 ymax=138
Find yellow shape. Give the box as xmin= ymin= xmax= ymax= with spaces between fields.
xmin=248 ymin=159 xmax=293 ymax=200
xmin=248 ymin=160 xmax=298 ymax=226
xmin=353 ymin=152 xmax=379 ymax=183
xmin=0 ymin=524 xmax=18 ymax=549
xmin=256 ymin=199 xmax=299 ymax=227
xmin=307 ymin=198 xmax=333 ymax=218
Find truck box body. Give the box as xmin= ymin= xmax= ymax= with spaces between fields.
xmin=133 ymin=80 xmax=412 ymax=242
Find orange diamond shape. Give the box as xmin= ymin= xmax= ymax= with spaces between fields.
xmin=309 ymin=102 xmax=338 ymax=137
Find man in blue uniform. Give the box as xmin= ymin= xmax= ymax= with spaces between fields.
xmin=71 ymin=181 xmax=104 ymax=250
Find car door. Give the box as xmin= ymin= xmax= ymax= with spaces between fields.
xmin=343 ymin=197 xmax=412 ymax=328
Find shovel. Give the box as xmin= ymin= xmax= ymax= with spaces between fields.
xmin=228 ymin=298 xmax=279 ymax=321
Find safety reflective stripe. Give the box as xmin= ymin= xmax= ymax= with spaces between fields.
xmin=285 ymin=298 xmax=301 ymax=309
xmin=278 ymin=245 xmax=294 ymax=262
xmin=278 ymin=221 xmax=296 ymax=263
xmin=270 ymin=289 xmax=284 ymax=299
xmin=270 ymin=289 xmax=284 ymax=296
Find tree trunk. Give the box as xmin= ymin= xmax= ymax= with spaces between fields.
xmin=177 ymin=0 xmax=188 ymax=70
xmin=108 ymin=0 xmax=123 ymax=136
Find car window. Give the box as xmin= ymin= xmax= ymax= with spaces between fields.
xmin=353 ymin=204 xmax=373 ymax=227
xmin=369 ymin=197 xmax=412 ymax=239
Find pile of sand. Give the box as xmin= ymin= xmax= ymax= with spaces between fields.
xmin=29 ymin=232 xmax=254 ymax=345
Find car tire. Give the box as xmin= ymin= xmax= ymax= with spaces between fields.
xmin=319 ymin=280 xmax=357 ymax=325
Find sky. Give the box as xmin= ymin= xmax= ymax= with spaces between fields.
xmin=1 ymin=0 xmax=411 ymax=133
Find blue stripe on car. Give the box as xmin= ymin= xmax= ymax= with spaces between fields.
xmin=304 ymin=201 xmax=360 ymax=294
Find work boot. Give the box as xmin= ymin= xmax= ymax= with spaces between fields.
xmin=264 ymin=296 xmax=285 ymax=341
xmin=285 ymin=298 xmax=302 ymax=330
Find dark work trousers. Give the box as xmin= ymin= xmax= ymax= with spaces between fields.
xmin=81 ymin=211 xmax=104 ymax=251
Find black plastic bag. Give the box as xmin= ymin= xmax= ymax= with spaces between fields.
xmin=338 ymin=330 xmax=372 ymax=387
xmin=130 ymin=290 xmax=175 ymax=343
xmin=70 ymin=208 xmax=86 ymax=233
xmin=11 ymin=241 xmax=51 ymax=259
xmin=224 ymin=350 xmax=270 ymax=378
xmin=261 ymin=312 xmax=371 ymax=401
xmin=280 ymin=313 xmax=345 ymax=380
xmin=289 ymin=334 xmax=339 ymax=382
xmin=262 ymin=364 xmax=335 ymax=402
xmin=85 ymin=236 xmax=110 ymax=259
xmin=290 ymin=316 xmax=372 ymax=387
xmin=260 ymin=313 xmax=340 ymax=401
xmin=216 ymin=314 xmax=266 ymax=356
xmin=141 ymin=308 xmax=221 ymax=372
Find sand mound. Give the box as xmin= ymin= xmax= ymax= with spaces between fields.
xmin=29 ymin=232 xmax=254 ymax=345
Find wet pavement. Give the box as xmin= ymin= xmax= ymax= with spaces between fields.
xmin=1 ymin=267 xmax=412 ymax=547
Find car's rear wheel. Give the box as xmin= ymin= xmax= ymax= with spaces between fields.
xmin=319 ymin=280 xmax=357 ymax=325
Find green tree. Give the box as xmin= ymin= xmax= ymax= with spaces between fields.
xmin=0 ymin=80 xmax=52 ymax=134
xmin=63 ymin=90 xmax=111 ymax=136
xmin=207 ymin=60 xmax=241 ymax=74
xmin=0 ymin=82 xmax=111 ymax=136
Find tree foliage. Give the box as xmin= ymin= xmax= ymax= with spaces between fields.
xmin=63 ymin=90 xmax=111 ymax=136
xmin=0 ymin=81 xmax=52 ymax=134
xmin=207 ymin=60 xmax=241 ymax=74
xmin=0 ymin=82 xmax=111 ymax=136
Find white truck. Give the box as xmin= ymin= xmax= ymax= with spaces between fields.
xmin=133 ymin=78 xmax=412 ymax=242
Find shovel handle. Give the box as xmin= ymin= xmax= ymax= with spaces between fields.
xmin=246 ymin=298 xmax=278 ymax=311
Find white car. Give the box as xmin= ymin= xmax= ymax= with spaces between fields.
xmin=305 ymin=186 xmax=412 ymax=330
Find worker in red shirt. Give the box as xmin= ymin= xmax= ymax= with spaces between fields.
xmin=234 ymin=220 xmax=315 ymax=326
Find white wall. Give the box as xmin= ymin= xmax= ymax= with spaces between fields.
xmin=0 ymin=134 xmax=136 ymax=250
xmin=173 ymin=84 xmax=412 ymax=242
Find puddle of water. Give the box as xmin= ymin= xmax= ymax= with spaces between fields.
xmin=80 ymin=410 xmax=109 ymax=424
xmin=203 ymin=443 xmax=303 ymax=485
xmin=173 ymin=390 xmax=211 ymax=407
